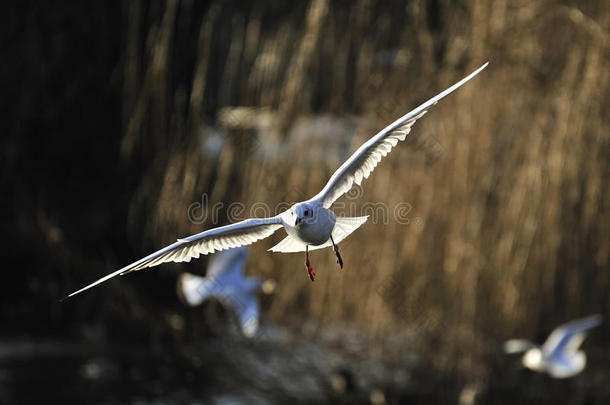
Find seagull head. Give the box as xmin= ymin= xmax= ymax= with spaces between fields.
xmin=523 ymin=347 xmax=545 ymax=371
xmin=292 ymin=203 xmax=315 ymax=226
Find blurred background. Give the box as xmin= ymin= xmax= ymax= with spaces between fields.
xmin=2 ymin=0 xmax=609 ymax=403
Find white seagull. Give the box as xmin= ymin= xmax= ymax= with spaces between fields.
xmin=176 ymin=246 xmax=274 ymax=338
xmin=66 ymin=62 xmax=488 ymax=298
xmin=503 ymin=314 xmax=602 ymax=378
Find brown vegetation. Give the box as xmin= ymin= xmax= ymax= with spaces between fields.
xmin=114 ymin=0 xmax=610 ymax=381
xmin=4 ymin=0 xmax=609 ymax=402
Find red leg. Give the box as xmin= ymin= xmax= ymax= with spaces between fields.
xmin=330 ymin=235 xmax=343 ymax=269
xmin=305 ymin=245 xmax=315 ymax=281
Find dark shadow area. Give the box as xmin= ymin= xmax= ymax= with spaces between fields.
xmin=2 ymin=1 xmax=609 ymax=404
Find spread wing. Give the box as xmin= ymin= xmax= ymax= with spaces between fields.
xmin=233 ymin=294 xmax=260 ymax=338
xmin=206 ymin=246 xmax=249 ymax=279
xmin=313 ymin=63 xmax=488 ymax=208
xmin=66 ymin=217 xmax=283 ymax=298
xmin=542 ymin=314 xmax=602 ymax=356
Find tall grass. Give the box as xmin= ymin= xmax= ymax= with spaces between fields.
xmin=117 ymin=0 xmax=609 ymax=380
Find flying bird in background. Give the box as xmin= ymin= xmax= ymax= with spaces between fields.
xmin=176 ymin=246 xmax=274 ymax=338
xmin=66 ymin=62 xmax=488 ymax=298
xmin=503 ymin=314 xmax=602 ymax=378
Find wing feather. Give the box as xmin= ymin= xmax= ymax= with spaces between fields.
xmin=66 ymin=216 xmax=283 ymax=298
xmin=313 ymin=63 xmax=488 ymax=208
xmin=542 ymin=314 xmax=602 ymax=356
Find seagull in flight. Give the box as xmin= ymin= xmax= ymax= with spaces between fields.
xmin=66 ymin=62 xmax=488 ymax=298
xmin=503 ymin=314 xmax=602 ymax=378
xmin=176 ymin=246 xmax=274 ymax=338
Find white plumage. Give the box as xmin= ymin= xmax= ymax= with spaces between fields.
xmin=177 ymin=246 xmax=271 ymax=338
xmin=504 ymin=314 xmax=602 ymax=378
xmin=67 ymin=63 xmax=488 ymax=297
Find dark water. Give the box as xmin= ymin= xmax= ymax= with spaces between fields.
xmin=0 ymin=324 xmax=438 ymax=405
xmin=0 ymin=331 xmax=358 ymax=404
xmin=2 ymin=324 xmax=609 ymax=404
xmin=0 ymin=341 xmax=215 ymax=404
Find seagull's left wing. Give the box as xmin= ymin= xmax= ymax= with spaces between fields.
xmin=66 ymin=216 xmax=282 ymax=299
xmin=313 ymin=63 xmax=488 ymax=208
xmin=543 ymin=314 xmax=602 ymax=356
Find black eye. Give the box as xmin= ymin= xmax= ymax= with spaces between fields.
xmin=304 ymin=209 xmax=309 ymax=216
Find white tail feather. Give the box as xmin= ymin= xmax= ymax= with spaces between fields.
xmin=176 ymin=273 xmax=209 ymax=306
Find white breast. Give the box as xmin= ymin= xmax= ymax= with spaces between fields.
xmin=284 ymin=208 xmax=336 ymax=246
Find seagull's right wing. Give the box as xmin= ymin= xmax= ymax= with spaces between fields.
xmin=312 ymin=63 xmax=488 ymax=208
xmin=542 ymin=314 xmax=603 ymax=355
xmin=66 ymin=216 xmax=283 ymax=299
xmin=234 ymin=294 xmax=260 ymax=338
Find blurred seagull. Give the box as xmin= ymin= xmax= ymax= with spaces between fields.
xmin=176 ymin=246 xmax=274 ymax=338
xmin=503 ymin=314 xmax=602 ymax=378
xmin=66 ymin=62 xmax=488 ymax=298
